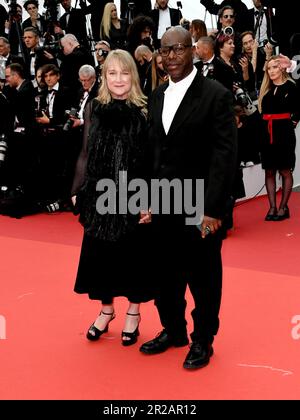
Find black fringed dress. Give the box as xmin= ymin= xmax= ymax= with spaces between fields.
xmin=72 ymin=99 xmax=153 ymax=303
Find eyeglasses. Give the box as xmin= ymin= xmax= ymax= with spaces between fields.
xmin=159 ymin=43 xmax=192 ymax=57
xmin=222 ymin=14 xmax=234 ymax=19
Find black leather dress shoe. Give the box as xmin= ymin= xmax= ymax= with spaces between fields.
xmin=183 ymin=341 xmax=213 ymax=370
xmin=139 ymin=330 xmax=189 ymax=355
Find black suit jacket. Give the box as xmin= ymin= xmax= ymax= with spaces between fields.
xmin=24 ymin=49 xmax=57 ymax=80
xmin=22 ymin=16 xmax=48 ymax=37
xmin=3 ymin=80 xmax=36 ymax=134
xmin=247 ymin=7 xmax=277 ymax=45
xmin=148 ymin=71 xmax=237 ymax=220
xmin=59 ymin=8 xmax=87 ymax=45
xmin=151 ymin=7 xmax=182 ymax=49
xmin=195 ymin=57 xmax=234 ymax=92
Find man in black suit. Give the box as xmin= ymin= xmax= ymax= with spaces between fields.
xmin=151 ymin=0 xmax=182 ymax=50
xmin=3 ymin=63 xmax=37 ymax=193
xmin=59 ymin=34 xmax=94 ymax=101
xmin=201 ymin=0 xmax=251 ymax=34
xmin=23 ymin=27 xmax=57 ymax=82
xmin=195 ymin=36 xmax=234 ymax=92
xmin=35 ymin=64 xmax=72 ymax=208
xmin=55 ymin=0 xmax=87 ymax=47
xmin=139 ymin=27 xmax=237 ymax=369
xmin=0 ymin=36 xmax=25 ymax=68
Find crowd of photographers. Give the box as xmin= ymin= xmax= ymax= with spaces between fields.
xmin=0 ymin=0 xmax=299 ymax=218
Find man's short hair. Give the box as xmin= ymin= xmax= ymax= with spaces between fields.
xmin=41 ymin=64 xmax=60 ymax=76
xmin=23 ymin=27 xmax=39 ymax=37
xmin=23 ymin=0 xmax=39 ymax=10
xmin=79 ymin=64 xmax=96 ymax=78
xmin=97 ymin=40 xmax=111 ymax=49
xmin=7 ymin=63 xmax=25 ymax=79
xmin=0 ymin=37 xmax=10 ymax=46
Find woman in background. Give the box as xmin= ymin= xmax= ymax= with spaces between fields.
xmin=258 ymin=56 xmax=300 ymax=221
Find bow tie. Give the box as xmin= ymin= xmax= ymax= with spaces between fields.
xmin=254 ymin=10 xmax=260 ymax=16
xmin=30 ymin=51 xmax=36 ymax=56
xmin=48 ymin=89 xmax=57 ymax=94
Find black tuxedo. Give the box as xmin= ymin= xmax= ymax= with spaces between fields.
xmin=22 ymin=16 xmax=48 ymax=37
xmin=247 ymin=7 xmax=276 ymax=45
xmin=151 ymin=7 xmax=182 ymax=49
xmin=59 ymin=8 xmax=87 ymax=45
xmin=148 ymin=71 xmax=237 ymax=342
xmin=24 ymin=48 xmax=57 ymax=81
xmin=195 ymin=56 xmax=234 ymax=92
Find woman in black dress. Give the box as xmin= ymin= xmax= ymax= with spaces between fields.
xmin=258 ymin=55 xmax=300 ymax=221
xmin=100 ymin=3 xmax=128 ymax=50
xmin=72 ymin=49 xmax=152 ymax=346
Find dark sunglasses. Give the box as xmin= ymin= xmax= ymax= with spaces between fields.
xmin=223 ymin=14 xmax=234 ymax=19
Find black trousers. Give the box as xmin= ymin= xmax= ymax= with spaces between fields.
xmin=153 ymin=218 xmax=223 ymax=344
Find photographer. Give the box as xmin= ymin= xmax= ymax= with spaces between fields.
xmin=35 ymin=63 xmax=72 ymax=210
xmin=22 ymin=1 xmax=47 ymax=37
xmin=5 ymin=2 xmax=24 ymax=56
xmin=59 ymin=33 xmax=93 ymax=101
xmin=94 ymin=40 xmax=111 ymax=82
xmin=200 ymin=0 xmax=251 ymax=34
xmin=23 ymin=27 xmax=57 ymax=82
xmin=63 ymin=64 xmax=98 ymax=187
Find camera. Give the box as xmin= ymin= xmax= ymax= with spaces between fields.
xmin=96 ymin=49 xmax=109 ymax=58
xmin=36 ymin=41 xmax=61 ymax=55
xmin=234 ymin=83 xmax=257 ymax=116
xmin=63 ymin=107 xmax=78 ymax=132
xmin=222 ymin=26 xmax=234 ymax=36
xmin=0 ymin=134 xmax=8 ymax=167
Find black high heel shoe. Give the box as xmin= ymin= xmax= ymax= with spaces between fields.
xmin=121 ymin=313 xmax=141 ymax=347
xmin=273 ymin=206 xmax=290 ymax=221
xmin=265 ymin=207 xmax=277 ymax=221
xmin=86 ymin=311 xmax=115 ymax=341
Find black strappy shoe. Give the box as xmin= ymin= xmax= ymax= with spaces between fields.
xmin=86 ymin=311 xmax=115 ymax=341
xmin=121 ymin=313 xmax=141 ymax=347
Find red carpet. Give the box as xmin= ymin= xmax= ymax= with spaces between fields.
xmin=0 ymin=193 xmax=300 ymax=400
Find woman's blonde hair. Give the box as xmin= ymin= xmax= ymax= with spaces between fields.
xmin=100 ymin=2 xmax=116 ymax=40
xmin=258 ymin=55 xmax=294 ymax=113
xmin=97 ymin=49 xmax=147 ymax=115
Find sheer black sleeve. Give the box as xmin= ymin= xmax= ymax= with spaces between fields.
xmin=71 ymin=100 xmax=93 ymax=196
